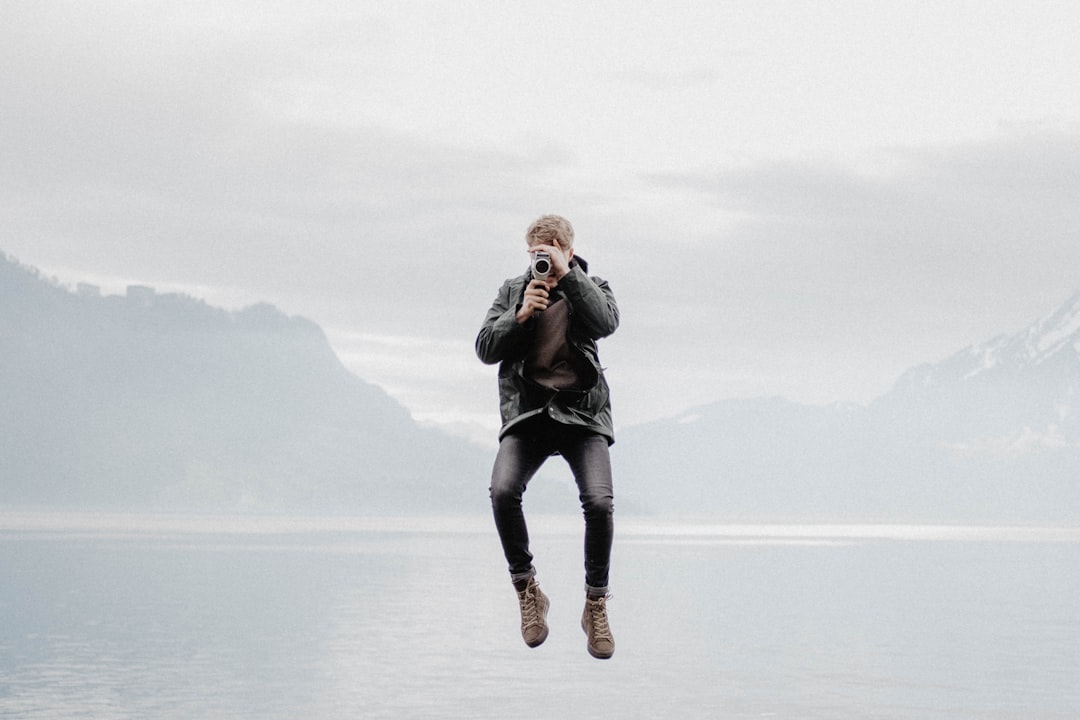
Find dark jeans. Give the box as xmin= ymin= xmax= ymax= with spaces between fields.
xmin=489 ymin=415 xmax=614 ymax=596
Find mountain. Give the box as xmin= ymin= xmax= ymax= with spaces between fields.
xmin=0 ymin=251 xmax=489 ymax=513
xmin=613 ymin=292 xmax=1080 ymax=523
xmin=7 ymin=249 xmax=1080 ymax=522
xmin=878 ymin=289 xmax=1080 ymax=445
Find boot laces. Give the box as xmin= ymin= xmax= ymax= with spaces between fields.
xmin=519 ymin=585 xmax=542 ymax=628
xmin=587 ymin=595 xmax=612 ymax=639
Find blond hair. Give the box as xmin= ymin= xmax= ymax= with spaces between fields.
xmin=525 ymin=214 xmax=575 ymax=249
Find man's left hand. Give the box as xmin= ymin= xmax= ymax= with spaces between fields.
xmin=529 ymin=243 xmax=573 ymax=282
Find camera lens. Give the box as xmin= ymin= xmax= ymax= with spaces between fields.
xmin=534 ymin=258 xmax=551 ymax=274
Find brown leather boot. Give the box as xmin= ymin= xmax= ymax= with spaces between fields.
xmin=516 ymin=578 xmax=550 ymax=648
xmin=581 ymin=594 xmax=614 ymax=659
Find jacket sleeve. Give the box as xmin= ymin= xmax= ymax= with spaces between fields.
xmin=475 ymin=279 xmax=531 ymax=365
xmin=556 ymin=266 xmax=620 ymax=339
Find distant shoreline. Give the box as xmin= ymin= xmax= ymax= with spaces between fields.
xmin=3 ymin=510 xmax=1078 ymax=544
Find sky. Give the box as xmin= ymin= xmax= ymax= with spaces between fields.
xmin=3 ymin=1 xmax=1080 ymax=446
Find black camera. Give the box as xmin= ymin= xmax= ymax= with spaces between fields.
xmin=531 ymin=251 xmax=552 ymax=283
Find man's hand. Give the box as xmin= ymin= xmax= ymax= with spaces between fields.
xmin=529 ymin=242 xmax=572 ymax=280
xmin=517 ymin=242 xmax=573 ymax=324
xmin=516 ymin=279 xmax=550 ymax=324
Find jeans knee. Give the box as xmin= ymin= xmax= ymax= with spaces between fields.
xmin=581 ymin=492 xmax=614 ymax=518
xmin=489 ymin=477 xmax=521 ymax=510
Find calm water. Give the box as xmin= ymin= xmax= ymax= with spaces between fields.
xmin=1 ymin=512 xmax=1078 ymax=719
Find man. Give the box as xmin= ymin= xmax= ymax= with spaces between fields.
xmin=475 ymin=214 xmax=619 ymax=660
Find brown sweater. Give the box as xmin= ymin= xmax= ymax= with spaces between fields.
xmin=524 ymin=297 xmax=589 ymax=390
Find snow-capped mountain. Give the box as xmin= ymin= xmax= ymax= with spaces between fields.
xmin=877 ymin=290 xmax=1080 ymax=446
xmin=613 ymin=291 xmax=1080 ymax=523
xmin=890 ymin=289 xmax=1080 ymax=392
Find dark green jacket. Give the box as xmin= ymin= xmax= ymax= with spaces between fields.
xmin=476 ymin=257 xmax=619 ymax=443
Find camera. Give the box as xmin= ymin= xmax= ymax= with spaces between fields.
xmin=531 ymin=251 xmax=552 ymax=283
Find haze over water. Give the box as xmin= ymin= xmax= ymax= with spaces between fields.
xmin=2 ymin=512 xmax=1078 ymax=719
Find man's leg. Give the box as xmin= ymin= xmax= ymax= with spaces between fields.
xmin=489 ymin=430 xmax=553 ymax=647
xmin=561 ymin=431 xmax=616 ymax=659
xmin=489 ymin=431 xmax=550 ymax=583
xmin=561 ymin=431 xmax=614 ymax=595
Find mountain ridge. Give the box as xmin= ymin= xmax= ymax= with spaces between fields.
xmin=6 ymin=250 xmax=1079 ymax=522
xmin=889 ymin=288 xmax=1080 ymax=394
xmin=1 ymin=251 xmax=487 ymax=513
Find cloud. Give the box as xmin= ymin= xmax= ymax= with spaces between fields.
xmin=1 ymin=1 xmax=605 ymax=339
xmin=646 ymin=127 xmax=1080 ymax=324
xmin=5 ymin=3 xmax=1080 ymax=430
xmin=609 ymin=66 xmax=722 ymax=92
xmin=604 ymin=128 xmax=1080 ymax=411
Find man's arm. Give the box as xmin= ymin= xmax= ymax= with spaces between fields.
xmin=475 ymin=279 xmax=532 ymax=365
xmin=556 ymin=267 xmax=620 ymax=339
xmin=527 ymin=241 xmax=619 ymax=340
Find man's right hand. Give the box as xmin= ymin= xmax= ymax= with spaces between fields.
xmin=516 ymin=280 xmax=550 ymax=324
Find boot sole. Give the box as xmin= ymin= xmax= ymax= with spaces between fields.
xmin=524 ymin=626 xmax=549 ymax=648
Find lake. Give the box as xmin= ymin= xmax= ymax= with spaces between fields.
xmin=1 ymin=512 xmax=1078 ymax=719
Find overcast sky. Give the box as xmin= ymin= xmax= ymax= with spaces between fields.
xmin=4 ymin=1 xmax=1080 ymax=445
